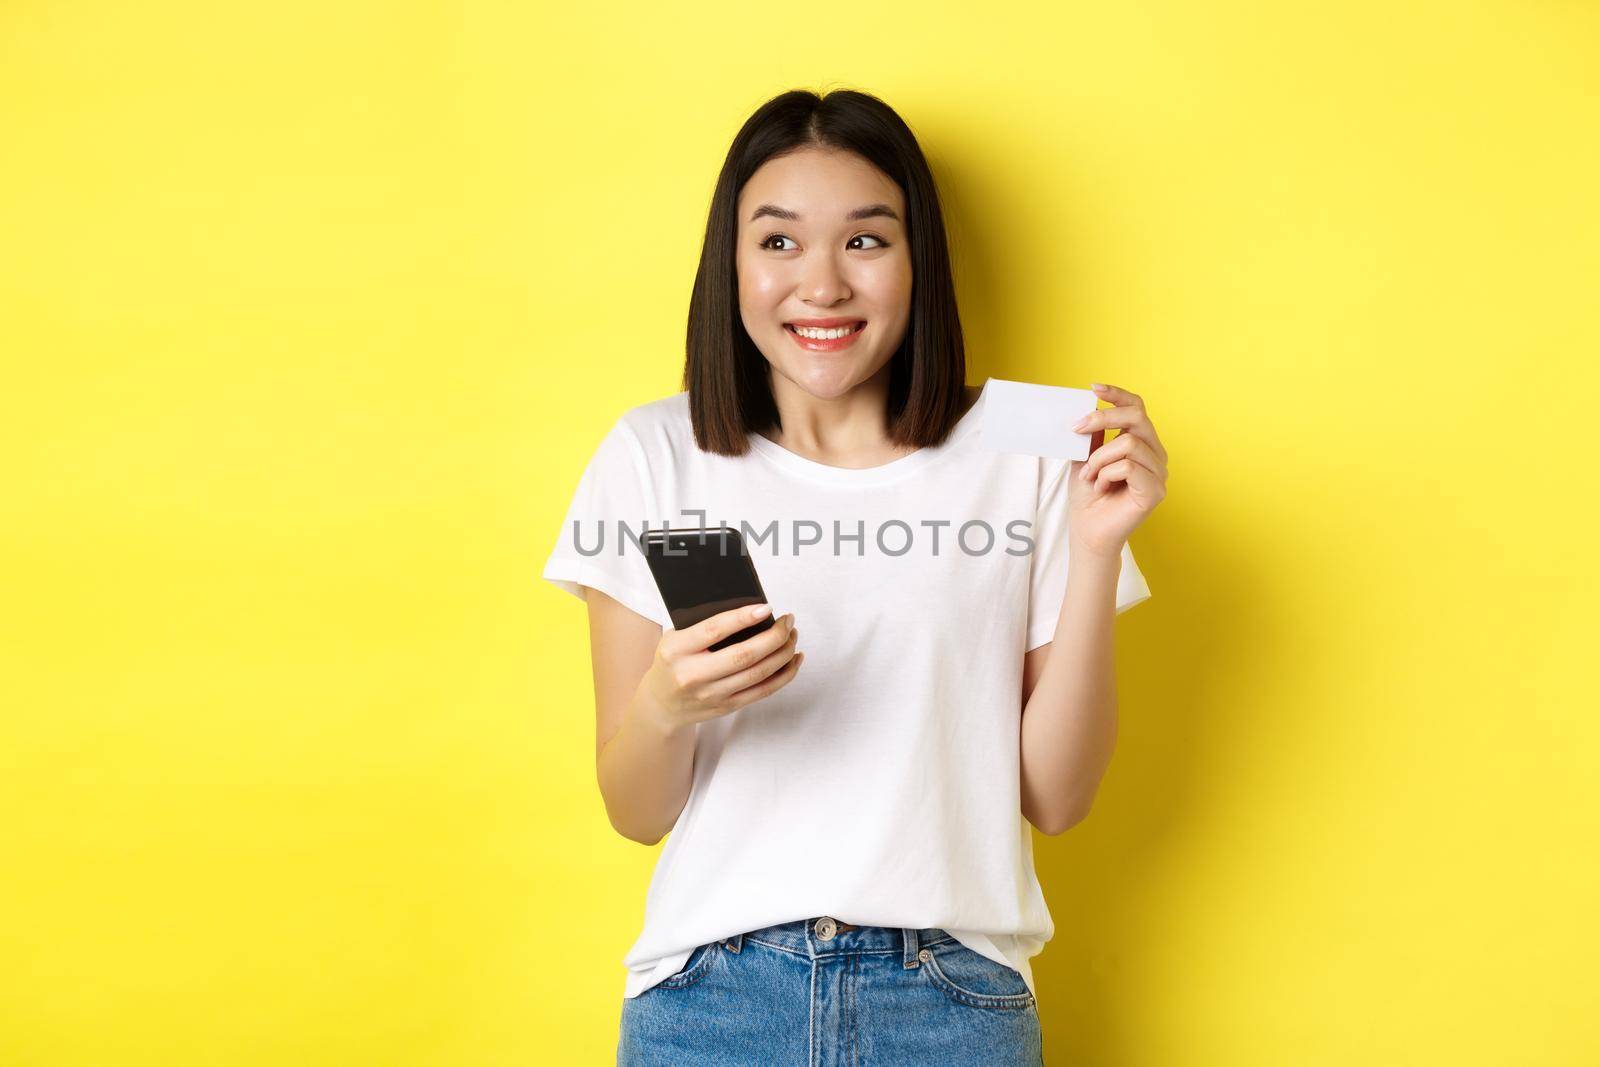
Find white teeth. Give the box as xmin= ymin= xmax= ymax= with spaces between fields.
xmin=791 ymin=324 xmax=860 ymax=340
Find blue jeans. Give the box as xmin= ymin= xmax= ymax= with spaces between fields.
xmin=617 ymin=917 xmax=1044 ymax=1065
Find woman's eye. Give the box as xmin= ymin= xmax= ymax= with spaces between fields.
xmin=760 ymin=235 xmax=798 ymax=251
xmin=850 ymin=234 xmax=889 ymax=250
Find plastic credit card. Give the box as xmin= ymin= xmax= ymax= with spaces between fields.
xmin=980 ymin=378 xmax=1101 ymax=460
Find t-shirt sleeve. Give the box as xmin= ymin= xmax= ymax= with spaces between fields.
xmin=1024 ymin=458 xmax=1153 ymax=652
xmin=540 ymin=416 xmax=672 ymax=628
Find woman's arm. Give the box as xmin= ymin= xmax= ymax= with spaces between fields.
xmin=1020 ymin=381 xmax=1167 ymax=835
xmin=1018 ymin=549 xmax=1123 ymax=835
xmin=585 ymin=591 xmax=801 ymax=845
xmin=587 ymin=590 xmax=696 ymax=845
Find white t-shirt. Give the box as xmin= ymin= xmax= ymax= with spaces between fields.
xmin=541 ymin=376 xmax=1151 ymax=999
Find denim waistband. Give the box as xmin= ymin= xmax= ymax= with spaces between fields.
xmin=720 ymin=917 xmax=958 ymax=970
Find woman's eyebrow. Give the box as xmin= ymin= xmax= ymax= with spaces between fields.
xmin=748 ymin=203 xmax=901 ymax=223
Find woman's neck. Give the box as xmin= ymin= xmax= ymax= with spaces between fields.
xmin=760 ymin=370 xmax=979 ymax=468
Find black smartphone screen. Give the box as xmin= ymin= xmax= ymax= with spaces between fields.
xmin=641 ymin=526 xmax=773 ymax=651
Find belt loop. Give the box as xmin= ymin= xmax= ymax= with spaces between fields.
xmin=902 ymin=928 xmax=921 ymax=969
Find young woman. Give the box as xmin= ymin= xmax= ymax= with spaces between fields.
xmin=543 ymin=88 xmax=1168 ymax=1065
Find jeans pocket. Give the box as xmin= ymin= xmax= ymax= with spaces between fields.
xmin=653 ymin=940 xmax=720 ymax=991
xmin=918 ymin=942 xmax=1036 ymax=1011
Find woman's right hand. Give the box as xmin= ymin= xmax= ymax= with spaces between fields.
xmin=636 ymin=604 xmax=801 ymax=734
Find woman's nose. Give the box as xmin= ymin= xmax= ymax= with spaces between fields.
xmin=799 ymin=253 xmax=850 ymax=304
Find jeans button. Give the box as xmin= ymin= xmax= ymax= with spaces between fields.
xmin=814 ymin=917 xmax=837 ymax=941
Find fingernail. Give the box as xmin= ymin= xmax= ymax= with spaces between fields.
xmin=1091 ymin=382 xmax=1107 ymax=391
xmin=1071 ymin=418 xmax=1089 ymax=432
xmin=751 ymin=603 xmax=771 ymax=618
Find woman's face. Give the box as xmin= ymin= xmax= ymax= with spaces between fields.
xmin=735 ymin=147 xmax=912 ymax=400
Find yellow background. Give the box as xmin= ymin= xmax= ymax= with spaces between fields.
xmin=2 ymin=2 xmax=1595 ymax=1064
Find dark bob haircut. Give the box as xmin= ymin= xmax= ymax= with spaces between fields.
xmin=683 ymin=88 xmax=969 ymax=456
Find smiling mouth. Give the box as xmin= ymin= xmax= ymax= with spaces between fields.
xmin=784 ymin=322 xmax=867 ymax=338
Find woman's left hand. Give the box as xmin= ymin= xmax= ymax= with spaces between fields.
xmin=1065 ymin=382 xmax=1168 ymax=559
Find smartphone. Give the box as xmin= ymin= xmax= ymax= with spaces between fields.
xmin=641 ymin=526 xmax=774 ymax=651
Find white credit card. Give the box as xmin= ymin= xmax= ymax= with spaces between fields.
xmin=980 ymin=378 xmax=1100 ymax=459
